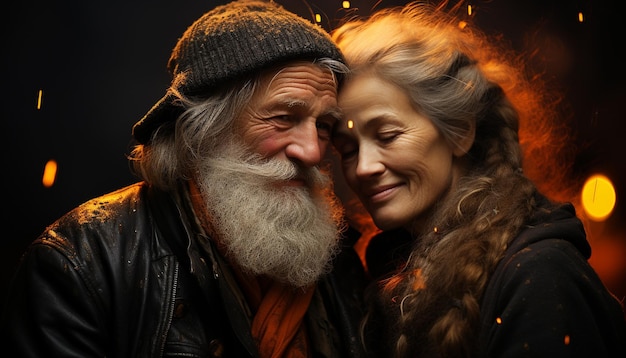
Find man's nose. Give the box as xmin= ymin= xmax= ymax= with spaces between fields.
xmin=284 ymin=122 xmax=324 ymax=167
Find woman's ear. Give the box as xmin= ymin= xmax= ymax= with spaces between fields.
xmin=452 ymin=120 xmax=476 ymax=157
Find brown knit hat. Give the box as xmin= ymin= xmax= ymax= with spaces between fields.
xmin=132 ymin=0 xmax=345 ymax=144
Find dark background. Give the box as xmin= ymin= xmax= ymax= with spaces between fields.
xmin=3 ymin=0 xmax=625 ymax=305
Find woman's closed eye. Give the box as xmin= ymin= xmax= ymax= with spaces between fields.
xmin=378 ymin=131 xmax=401 ymax=143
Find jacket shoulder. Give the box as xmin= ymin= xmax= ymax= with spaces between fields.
xmin=41 ymin=182 xmax=156 ymax=256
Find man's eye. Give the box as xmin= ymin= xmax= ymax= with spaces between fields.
xmin=267 ymin=115 xmax=293 ymax=129
xmin=316 ymin=121 xmax=333 ymax=132
xmin=316 ymin=120 xmax=335 ymax=139
xmin=272 ymin=115 xmax=291 ymax=123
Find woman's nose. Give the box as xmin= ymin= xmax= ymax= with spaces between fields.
xmin=355 ymin=145 xmax=385 ymax=178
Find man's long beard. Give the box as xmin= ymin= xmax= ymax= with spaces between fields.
xmin=195 ymin=145 xmax=345 ymax=288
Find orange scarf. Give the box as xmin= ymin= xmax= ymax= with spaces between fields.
xmin=240 ymin=273 xmax=315 ymax=358
xmin=188 ymin=180 xmax=315 ymax=357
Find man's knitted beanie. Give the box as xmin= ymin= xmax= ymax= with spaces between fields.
xmin=132 ymin=0 xmax=345 ymax=144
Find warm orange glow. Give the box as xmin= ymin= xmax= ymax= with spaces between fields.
xmin=587 ymin=234 xmax=626 ymax=312
xmin=458 ymin=20 xmax=468 ymax=30
xmin=347 ymin=119 xmax=354 ymax=129
xmin=581 ymin=174 xmax=616 ymax=221
xmin=37 ymin=89 xmax=43 ymax=110
xmin=42 ymin=159 xmax=58 ymax=188
xmin=342 ymin=1 xmax=350 ymax=9
xmin=315 ymin=13 xmax=321 ymax=23
xmin=496 ymin=317 xmax=502 ymax=324
xmin=578 ymin=12 xmax=584 ymax=23
xmin=564 ymin=334 xmax=571 ymax=345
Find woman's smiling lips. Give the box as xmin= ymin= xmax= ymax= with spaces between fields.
xmin=363 ymin=183 xmax=402 ymax=203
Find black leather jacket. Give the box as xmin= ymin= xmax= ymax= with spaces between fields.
xmin=1 ymin=182 xmax=367 ymax=357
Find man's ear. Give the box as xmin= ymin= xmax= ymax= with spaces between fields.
xmin=452 ymin=120 xmax=476 ymax=157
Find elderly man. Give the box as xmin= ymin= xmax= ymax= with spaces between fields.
xmin=1 ymin=1 xmax=366 ymax=357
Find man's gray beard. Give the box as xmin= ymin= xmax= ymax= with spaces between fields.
xmin=195 ymin=145 xmax=345 ymax=288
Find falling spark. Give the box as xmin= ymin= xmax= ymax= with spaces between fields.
xmin=42 ymin=159 xmax=57 ymax=188
xmin=37 ymin=89 xmax=43 ymax=110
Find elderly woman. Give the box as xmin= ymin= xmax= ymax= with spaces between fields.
xmin=331 ymin=1 xmax=626 ymax=357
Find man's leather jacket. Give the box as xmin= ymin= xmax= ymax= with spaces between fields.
xmin=1 ymin=182 xmax=367 ymax=357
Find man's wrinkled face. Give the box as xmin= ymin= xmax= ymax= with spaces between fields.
xmin=195 ymin=62 xmax=345 ymax=288
xmin=237 ymin=62 xmax=341 ymax=174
